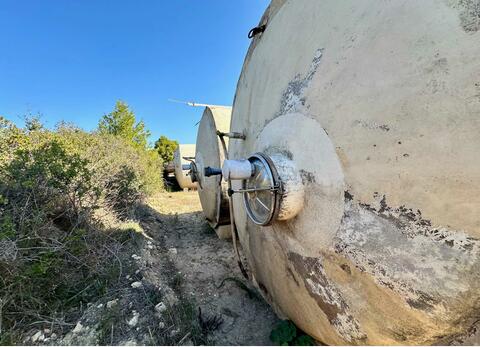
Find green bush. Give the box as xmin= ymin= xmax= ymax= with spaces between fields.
xmin=0 ymin=119 xmax=163 ymax=341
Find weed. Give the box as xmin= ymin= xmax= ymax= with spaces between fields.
xmin=98 ymin=305 xmax=122 ymax=345
xmin=270 ymin=320 xmax=315 ymax=346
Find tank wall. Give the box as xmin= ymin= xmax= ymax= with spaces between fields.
xmin=229 ymin=0 xmax=480 ymax=344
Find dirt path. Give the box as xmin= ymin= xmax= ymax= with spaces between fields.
xmin=140 ymin=192 xmax=279 ymax=345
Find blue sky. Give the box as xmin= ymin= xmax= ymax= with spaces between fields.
xmin=0 ymin=1 xmax=269 ymax=144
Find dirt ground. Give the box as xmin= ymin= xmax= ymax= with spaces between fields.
xmin=140 ymin=191 xmax=279 ymax=345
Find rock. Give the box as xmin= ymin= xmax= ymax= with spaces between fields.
xmin=107 ymin=299 xmax=118 ymax=308
xmin=31 ymin=331 xmax=43 ymax=343
xmin=168 ymin=248 xmax=177 ymax=255
xmin=158 ymin=322 xmax=165 ymax=329
xmin=97 ymin=303 xmax=104 ymax=309
xmin=131 ymin=254 xmax=141 ymax=260
xmin=44 ymin=328 xmax=51 ymax=334
xmin=72 ymin=322 xmax=83 ymax=334
xmin=131 ymin=281 xmax=143 ymax=288
xmin=135 ymin=269 xmax=141 ymax=274
xmin=169 ymin=329 xmax=179 ymax=337
xmin=155 ymin=302 xmax=167 ymax=313
xmin=127 ymin=311 xmax=139 ymax=327
xmin=51 ymin=333 xmax=57 ymax=339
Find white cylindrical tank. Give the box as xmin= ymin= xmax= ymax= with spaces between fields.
xmin=229 ymin=1 xmax=480 ymax=345
xmin=195 ymin=106 xmax=232 ymax=239
xmin=173 ymin=144 xmax=197 ymax=190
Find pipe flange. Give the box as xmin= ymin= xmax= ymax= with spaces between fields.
xmin=242 ymin=152 xmax=304 ymax=226
xmin=242 ymin=153 xmax=282 ymax=226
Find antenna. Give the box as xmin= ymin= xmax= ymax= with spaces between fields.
xmin=168 ymin=99 xmax=230 ymax=108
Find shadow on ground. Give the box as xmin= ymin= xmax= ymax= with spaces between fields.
xmin=135 ymin=193 xmax=279 ymax=345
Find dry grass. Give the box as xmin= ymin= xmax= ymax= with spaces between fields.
xmin=147 ymin=191 xmax=202 ymax=215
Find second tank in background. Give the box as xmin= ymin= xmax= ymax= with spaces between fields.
xmin=194 ymin=106 xmax=232 ymax=239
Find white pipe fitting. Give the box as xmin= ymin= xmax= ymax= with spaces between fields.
xmin=222 ymin=159 xmax=253 ymax=181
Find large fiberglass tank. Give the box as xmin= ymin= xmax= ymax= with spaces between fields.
xmin=173 ymin=144 xmax=196 ymax=190
xmin=227 ymin=1 xmax=480 ymax=345
xmin=194 ymin=106 xmax=232 ymax=239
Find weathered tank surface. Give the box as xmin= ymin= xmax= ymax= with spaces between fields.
xmin=195 ymin=106 xmax=232 ymax=239
xmin=173 ymin=144 xmax=197 ymax=190
xmin=228 ymin=0 xmax=480 ymax=345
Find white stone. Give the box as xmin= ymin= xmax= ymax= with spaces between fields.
xmin=155 ymin=302 xmax=167 ymax=313
xmin=168 ymin=248 xmax=177 ymax=255
xmin=107 ymin=299 xmax=118 ymax=308
xmin=158 ymin=322 xmax=165 ymax=329
xmin=31 ymin=331 xmax=43 ymax=343
xmin=127 ymin=311 xmax=139 ymax=327
xmin=72 ymin=322 xmax=83 ymax=334
xmin=131 ymin=281 xmax=143 ymax=289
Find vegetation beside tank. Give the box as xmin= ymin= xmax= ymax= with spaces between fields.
xmin=0 ymin=102 xmax=165 ymax=343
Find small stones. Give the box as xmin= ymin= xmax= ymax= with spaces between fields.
xmin=131 ymin=281 xmax=143 ymax=289
xmin=131 ymin=254 xmax=141 ymax=261
xmin=107 ymin=299 xmax=118 ymax=308
xmin=31 ymin=331 xmax=44 ymax=343
xmin=155 ymin=302 xmax=167 ymax=313
xmin=158 ymin=322 xmax=165 ymax=329
xmin=127 ymin=311 xmax=140 ymax=327
xmin=72 ymin=322 xmax=84 ymax=334
xmin=168 ymin=248 xmax=178 ymax=255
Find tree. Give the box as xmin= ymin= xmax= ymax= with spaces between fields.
xmin=98 ymin=101 xmax=150 ymax=148
xmin=24 ymin=116 xmax=44 ymax=132
xmin=154 ymin=135 xmax=178 ymax=163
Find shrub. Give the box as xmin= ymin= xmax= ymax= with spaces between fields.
xmin=0 ymin=120 xmax=163 ymax=341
